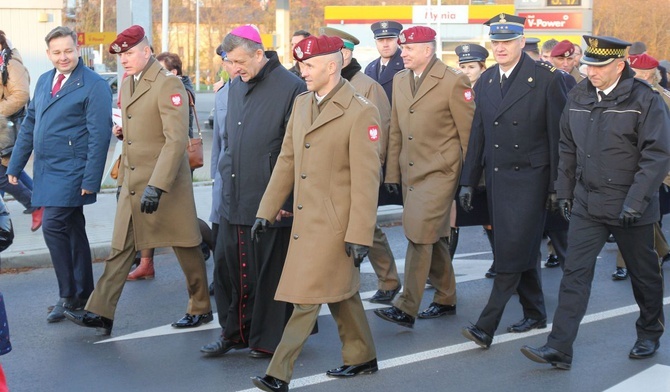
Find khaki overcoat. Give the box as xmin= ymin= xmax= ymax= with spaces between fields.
xmin=257 ymin=81 xmax=381 ymax=304
xmin=113 ymin=58 xmax=201 ymax=250
xmin=350 ymin=71 xmax=391 ymax=165
xmin=386 ymin=59 xmax=474 ymax=244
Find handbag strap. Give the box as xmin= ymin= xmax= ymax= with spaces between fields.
xmin=186 ymin=90 xmax=202 ymax=139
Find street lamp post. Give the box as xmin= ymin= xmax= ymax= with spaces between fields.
xmin=195 ymin=0 xmax=200 ymax=91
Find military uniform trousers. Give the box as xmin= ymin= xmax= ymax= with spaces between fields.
xmin=475 ymin=264 xmax=546 ymax=336
xmin=547 ymin=214 xmax=664 ymax=357
xmin=266 ymin=292 xmax=376 ymax=382
xmin=393 ymin=237 xmax=456 ymax=317
xmin=86 ymin=219 xmax=211 ymax=320
xmin=615 ymin=222 xmax=669 ymax=268
xmin=368 ymin=225 xmax=400 ymax=291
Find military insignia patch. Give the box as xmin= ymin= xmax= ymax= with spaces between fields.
xmin=295 ymin=46 xmax=303 ymax=59
xmin=171 ymin=94 xmax=182 ymax=106
xmin=399 ymin=33 xmax=406 ymax=44
xmin=111 ymin=43 xmax=121 ymax=53
xmin=464 ymin=89 xmax=473 ymax=102
xmin=368 ymin=126 xmax=379 ymax=142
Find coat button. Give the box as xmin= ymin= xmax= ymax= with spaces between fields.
xmin=297 ymin=205 xmax=303 ymax=210
xmin=130 ymin=166 xmax=135 ymax=170
xmin=127 ymin=140 xmax=132 ymax=145
xmin=513 ymin=121 xmax=518 ymax=125
xmin=293 ymin=234 xmax=299 ymax=239
xmin=514 ymin=144 xmax=519 ymax=149
xmin=514 ymin=166 xmax=520 ymax=171
xmin=409 ymin=161 xmax=414 ymax=166
xmin=408 ymin=135 xmax=413 ymax=140
xmin=231 ymin=174 xmax=236 ymax=178
xmin=127 ymin=114 xmax=132 ymax=119
xmin=130 ymin=190 xmax=135 ymax=195
xmin=301 ymin=173 xmax=307 ymax=179
xmin=409 ymin=109 xmax=415 ymax=113
xmin=494 ymin=167 xmax=499 ymax=172
xmin=494 ymin=144 xmax=499 ymax=149
xmin=494 ymin=121 xmax=499 ymax=125
xmin=238 ymin=121 xmax=242 ymax=125
xmin=587 ymin=154 xmax=591 ymax=158
xmin=409 ymin=186 xmax=414 ymax=191
xmin=305 ymin=143 xmax=310 ymax=148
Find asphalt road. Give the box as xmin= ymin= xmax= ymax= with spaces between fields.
xmin=1 ymin=220 xmax=669 ymax=392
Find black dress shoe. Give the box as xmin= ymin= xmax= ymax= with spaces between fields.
xmin=507 ymin=317 xmax=547 ymax=333
xmin=629 ymin=339 xmax=660 ymax=359
xmin=249 ymin=349 xmax=273 ymax=359
xmin=171 ymin=311 xmax=213 ymax=328
xmin=369 ymin=285 xmax=401 ymax=304
xmin=520 ymin=345 xmax=572 ymax=370
xmin=461 ymin=325 xmax=492 ymax=348
xmin=374 ymin=306 xmax=415 ymax=328
xmin=612 ymin=267 xmax=628 ymax=280
xmin=606 ymin=234 xmax=616 ymax=243
xmin=47 ymin=298 xmax=71 ymax=323
xmin=200 ymin=337 xmax=247 ymax=357
xmin=326 ymin=358 xmax=378 ymax=378
xmin=251 ymin=375 xmax=288 ymax=392
xmin=544 ymin=255 xmax=560 ymax=268
xmin=64 ymin=310 xmax=113 ymax=335
xmin=485 ymin=265 xmax=497 ymax=278
xmin=418 ymin=302 xmax=456 ymax=319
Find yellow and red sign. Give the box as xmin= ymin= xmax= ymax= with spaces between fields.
xmin=520 ymin=12 xmax=584 ymax=30
xmin=77 ymin=32 xmax=117 ymax=46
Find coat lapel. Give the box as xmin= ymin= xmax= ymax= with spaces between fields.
xmin=412 ymin=60 xmax=443 ymax=103
xmin=378 ymin=50 xmax=403 ymax=86
xmin=308 ymin=82 xmax=354 ymax=134
xmin=397 ymin=71 xmax=413 ymax=103
xmin=496 ymin=55 xmax=535 ymax=117
xmin=42 ymin=58 xmax=85 ymax=112
xmin=126 ymin=58 xmax=160 ymax=107
xmin=482 ymin=67 xmax=503 ymax=112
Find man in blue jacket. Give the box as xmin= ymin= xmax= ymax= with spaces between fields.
xmin=7 ymin=26 xmax=111 ymax=323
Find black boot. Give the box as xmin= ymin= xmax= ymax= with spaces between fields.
xmin=448 ymin=227 xmax=459 ymax=259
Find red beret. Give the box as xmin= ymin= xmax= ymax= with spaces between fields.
xmin=293 ymin=35 xmax=343 ymax=62
xmin=629 ymin=53 xmax=659 ymax=70
xmin=109 ymin=25 xmax=146 ymax=54
xmin=550 ymin=40 xmax=575 ymax=58
xmin=398 ymin=26 xmax=436 ymax=45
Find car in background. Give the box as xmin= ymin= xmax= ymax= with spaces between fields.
xmin=208 ymin=108 xmax=214 ymax=129
xmin=98 ymin=72 xmax=119 ymax=104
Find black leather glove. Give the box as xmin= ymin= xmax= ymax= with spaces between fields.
xmin=619 ymin=205 xmax=642 ymax=228
xmin=546 ymin=192 xmax=558 ymax=212
xmin=459 ymin=186 xmax=474 ymax=212
xmin=345 ymin=242 xmax=369 ymax=268
xmin=116 ymin=186 xmax=121 ymax=202
xmin=140 ymin=185 xmax=163 ymax=214
xmin=251 ymin=218 xmax=269 ymax=241
xmin=385 ymin=183 xmax=399 ymax=195
xmin=557 ymin=198 xmax=572 ymax=222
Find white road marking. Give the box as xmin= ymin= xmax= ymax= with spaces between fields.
xmin=603 ymin=364 xmax=670 ymax=392
xmin=235 ymin=296 xmax=670 ymax=392
xmin=99 ymin=253 xmax=495 ymax=344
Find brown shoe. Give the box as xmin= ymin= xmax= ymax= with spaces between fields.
xmin=31 ymin=207 xmax=44 ymax=232
xmin=127 ymin=257 xmax=155 ymax=280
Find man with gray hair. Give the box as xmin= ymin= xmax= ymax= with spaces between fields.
xmin=200 ymin=24 xmax=306 ymax=359
xmin=7 ymin=26 xmax=111 ymax=323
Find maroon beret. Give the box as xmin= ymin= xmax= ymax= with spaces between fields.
xmin=109 ymin=25 xmax=146 ymax=54
xmin=398 ymin=26 xmax=436 ymax=45
xmin=293 ymin=35 xmax=343 ymax=62
xmin=629 ymin=53 xmax=659 ymax=70
xmin=550 ymin=40 xmax=575 ymax=58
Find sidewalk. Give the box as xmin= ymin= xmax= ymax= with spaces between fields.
xmin=0 ymin=182 xmax=402 ymax=270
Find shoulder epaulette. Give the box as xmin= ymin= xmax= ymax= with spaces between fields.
xmin=634 ymin=78 xmax=656 ymax=92
xmin=355 ymin=93 xmax=371 ymax=105
xmin=661 ymin=87 xmax=670 ymax=99
xmin=447 ymin=66 xmax=463 ymax=75
xmin=536 ymin=60 xmax=557 ymax=72
xmin=296 ymin=90 xmax=310 ymax=97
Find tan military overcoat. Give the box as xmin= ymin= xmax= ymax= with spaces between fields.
xmin=350 ymin=71 xmax=391 ymax=165
xmin=113 ymin=58 xmax=201 ymax=250
xmin=257 ymin=81 xmax=381 ymax=304
xmin=386 ymin=59 xmax=474 ymax=244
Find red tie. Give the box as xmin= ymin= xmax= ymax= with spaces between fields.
xmin=51 ymin=73 xmax=65 ymax=97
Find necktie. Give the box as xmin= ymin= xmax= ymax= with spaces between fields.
xmin=51 ymin=73 xmax=65 ymax=97
xmin=413 ymin=75 xmax=420 ymax=95
xmin=598 ymin=91 xmax=606 ymax=102
xmin=379 ymin=64 xmax=386 ymax=78
xmin=500 ymin=74 xmax=508 ymax=89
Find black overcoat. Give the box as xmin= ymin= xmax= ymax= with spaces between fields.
xmin=461 ymin=52 xmax=568 ymax=273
